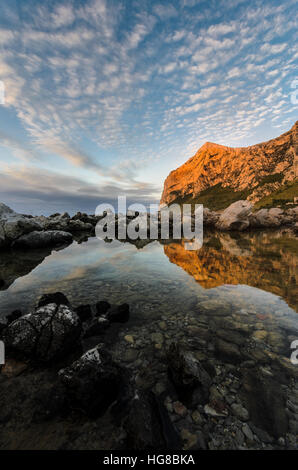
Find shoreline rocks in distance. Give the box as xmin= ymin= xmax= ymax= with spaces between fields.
xmin=1 ymin=201 xmax=297 ymax=253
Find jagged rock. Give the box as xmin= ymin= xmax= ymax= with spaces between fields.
xmin=58 ymin=346 xmax=123 ymax=416
xmin=75 ymin=304 xmax=92 ymax=322
xmin=12 ymin=230 xmax=73 ymax=248
xmin=250 ymin=208 xmax=285 ymax=228
xmin=68 ymin=220 xmax=93 ymax=231
xmin=3 ymin=301 xmax=81 ymax=362
xmin=216 ymin=200 xmax=252 ymax=231
xmin=0 ymin=203 xmax=42 ymax=244
xmin=167 ymin=342 xmax=211 ymax=404
xmin=0 ymin=202 xmax=15 ymax=218
xmin=106 ymin=303 xmax=130 ymax=323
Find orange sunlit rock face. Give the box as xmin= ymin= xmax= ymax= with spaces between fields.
xmin=161 ymin=121 xmax=297 ymax=206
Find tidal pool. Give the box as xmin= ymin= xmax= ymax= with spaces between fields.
xmin=0 ymin=229 xmax=297 ymax=449
xmin=0 ymin=229 xmax=297 ymax=336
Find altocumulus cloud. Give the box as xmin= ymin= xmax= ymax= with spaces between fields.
xmin=0 ymin=0 xmax=297 ymax=213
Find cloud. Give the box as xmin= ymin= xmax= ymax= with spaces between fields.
xmin=0 ymin=0 xmax=296 ymax=213
xmin=0 ymin=166 xmax=159 ymax=214
xmin=153 ymin=4 xmax=178 ymax=19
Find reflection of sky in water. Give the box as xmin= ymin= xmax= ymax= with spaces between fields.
xmin=0 ymin=238 xmax=297 ymax=334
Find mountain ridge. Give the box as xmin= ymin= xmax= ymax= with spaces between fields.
xmin=161 ymin=121 xmax=298 ymax=210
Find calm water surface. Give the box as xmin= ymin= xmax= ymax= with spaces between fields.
xmin=0 ymin=230 xmax=297 ymax=335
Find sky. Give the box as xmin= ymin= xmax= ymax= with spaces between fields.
xmin=0 ymin=0 xmax=297 ymax=215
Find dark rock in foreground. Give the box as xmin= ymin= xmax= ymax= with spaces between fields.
xmin=167 ymin=342 xmax=211 ymax=405
xmin=75 ymin=304 xmax=92 ymax=322
xmin=124 ymin=388 xmax=181 ymax=450
xmin=241 ymin=368 xmax=289 ymax=438
xmin=58 ymin=345 xmax=123 ymax=417
xmin=4 ymin=298 xmax=81 ymax=362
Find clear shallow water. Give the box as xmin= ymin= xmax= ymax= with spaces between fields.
xmin=0 ymin=230 xmax=297 ymax=335
xmin=1 ymin=230 xmax=297 ymax=450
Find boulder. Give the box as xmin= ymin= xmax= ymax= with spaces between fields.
xmin=37 ymin=292 xmax=70 ymax=308
xmin=58 ymin=346 xmax=123 ymax=416
xmin=75 ymin=304 xmax=92 ymax=322
xmin=167 ymin=342 xmax=211 ymax=404
xmin=250 ymin=208 xmax=284 ymax=228
xmin=216 ymin=200 xmax=252 ymax=231
xmin=68 ymin=220 xmax=93 ymax=232
xmin=4 ymin=301 xmax=81 ymax=362
xmin=0 ymin=203 xmax=42 ymax=244
xmin=12 ymin=230 xmax=73 ymax=248
xmin=241 ymin=368 xmax=288 ymax=438
xmin=124 ymin=389 xmax=180 ymax=450
xmin=203 ymin=208 xmax=220 ymax=226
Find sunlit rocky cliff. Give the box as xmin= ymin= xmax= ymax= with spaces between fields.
xmin=161 ymin=121 xmax=298 ymax=210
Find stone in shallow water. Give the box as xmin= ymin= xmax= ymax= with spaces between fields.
xmin=59 ymin=345 xmax=123 ymax=417
xmin=37 ymin=292 xmax=70 ymax=308
xmin=75 ymin=304 xmax=92 ymax=322
xmin=124 ymin=335 xmax=134 ymax=344
xmin=252 ymin=330 xmax=268 ymax=341
xmin=215 ymin=338 xmax=242 ymax=363
xmin=151 ymin=332 xmax=164 ymax=344
xmin=204 ymin=403 xmax=228 ymax=418
xmin=124 ymin=389 xmax=181 ymax=450
xmin=242 ymin=423 xmax=254 ymax=441
xmin=231 ymin=403 xmax=249 ymax=421
xmin=180 ymin=429 xmax=197 ymax=450
xmin=241 ymin=368 xmax=288 ymax=438
xmin=4 ymin=301 xmax=81 ymax=362
xmin=167 ymin=342 xmax=211 ymax=404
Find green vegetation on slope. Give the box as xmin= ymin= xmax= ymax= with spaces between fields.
xmin=254 ymin=180 xmax=298 ymax=209
xmin=171 ymin=178 xmax=297 ymax=211
xmin=173 ymin=183 xmax=252 ymax=211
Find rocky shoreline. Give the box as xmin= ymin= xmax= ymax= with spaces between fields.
xmin=0 ymin=201 xmax=297 ymax=251
xmin=0 ymin=291 xmax=297 ymax=450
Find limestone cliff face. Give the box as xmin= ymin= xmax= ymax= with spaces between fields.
xmin=161 ymin=121 xmax=298 ymax=208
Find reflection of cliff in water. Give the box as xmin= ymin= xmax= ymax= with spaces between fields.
xmin=164 ymin=230 xmax=298 ymax=311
